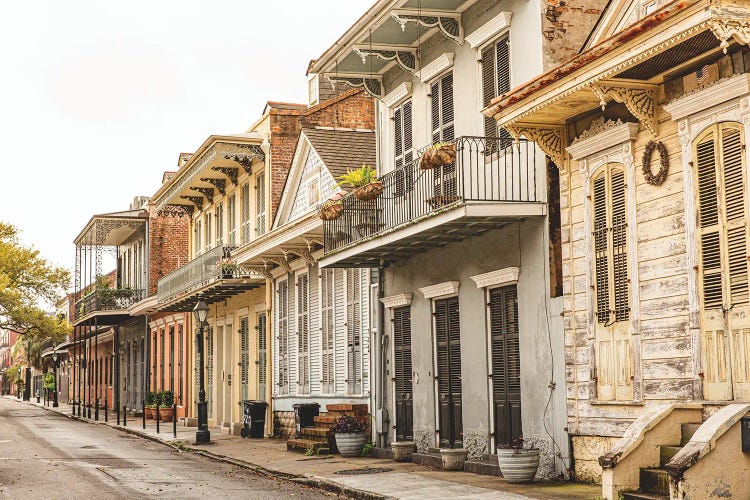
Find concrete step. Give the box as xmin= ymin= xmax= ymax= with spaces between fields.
xmin=640 ymin=468 xmax=670 ymax=496
xmin=680 ymin=423 xmax=702 ymax=445
xmin=659 ymin=445 xmax=682 ymax=466
xmin=313 ymin=415 xmax=338 ymax=425
xmin=326 ymin=403 xmax=368 ymax=412
xmin=300 ymin=426 xmax=330 ymax=438
xmin=286 ymin=438 xmax=329 ymax=454
xmin=622 ymin=492 xmax=669 ymax=500
xmin=464 ymin=458 xmax=502 ymax=476
xmin=412 ymin=452 xmax=443 ymax=470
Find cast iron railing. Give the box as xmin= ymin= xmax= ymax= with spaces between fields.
xmin=323 ymin=136 xmax=536 ymax=254
xmin=74 ymin=288 xmax=145 ymax=321
xmin=157 ymin=245 xmax=258 ymax=304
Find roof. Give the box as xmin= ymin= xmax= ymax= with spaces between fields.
xmin=302 ymin=127 xmax=376 ymax=179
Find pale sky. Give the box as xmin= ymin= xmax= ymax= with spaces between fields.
xmin=0 ymin=0 xmax=372 ymax=276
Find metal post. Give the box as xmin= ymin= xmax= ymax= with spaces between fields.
xmin=123 ymin=406 xmax=127 ymax=427
xmin=156 ymin=400 xmax=160 ymax=434
xmin=53 ymin=355 xmax=59 ymax=408
xmin=195 ymin=322 xmax=210 ymax=444
xmin=142 ymin=399 xmax=146 ymax=429
xmin=117 ymin=404 xmax=120 ymax=425
xmin=173 ymin=402 xmax=177 ymax=438
xmin=104 ymin=398 xmax=108 ymax=422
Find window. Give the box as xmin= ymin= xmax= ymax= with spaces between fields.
xmin=430 ymin=73 xmax=454 ymax=143
xmin=257 ymin=312 xmax=268 ymax=401
xmin=241 ymin=182 xmax=251 ymax=245
xmin=346 ymin=269 xmax=362 ymax=394
xmin=178 ymin=324 xmax=183 ymax=405
xmin=481 ymin=35 xmax=511 ymax=140
xmin=276 ymin=279 xmax=289 ymax=395
xmin=194 ymin=220 xmax=202 ymax=255
xmin=215 ymin=202 xmax=224 ymax=247
xmin=320 ymin=269 xmax=335 ymax=394
xmin=256 ymin=173 xmax=266 ymax=236
xmin=296 ymin=274 xmax=310 ymax=394
xmin=204 ymin=213 xmax=212 ymax=251
xmin=228 ymin=194 xmax=237 ymax=246
xmin=394 ymin=100 xmax=414 ymax=197
xmin=592 ymin=163 xmax=632 ymax=401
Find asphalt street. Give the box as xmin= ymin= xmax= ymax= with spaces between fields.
xmin=0 ymin=398 xmax=342 ymax=499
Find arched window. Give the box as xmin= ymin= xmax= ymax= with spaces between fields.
xmin=592 ymin=163 xmax=632 ymax=401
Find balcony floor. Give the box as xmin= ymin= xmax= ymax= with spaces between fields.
xmin=319 ymin=201 xmax=546 ymax=268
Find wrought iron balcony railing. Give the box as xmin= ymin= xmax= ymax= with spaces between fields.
xmin=74 ymin=288 xmax=145 ymax=321
xmin=323 ymin=136 xmax=537 ymax=254
xmin=157 ymin=245 xmax=258 ymax=304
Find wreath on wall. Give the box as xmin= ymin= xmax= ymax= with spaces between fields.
xmin=642 ymin=140 xmax=669 ymax=186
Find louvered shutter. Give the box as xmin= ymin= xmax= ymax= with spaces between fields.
xmin=489 ymin=285 xmax=522 ymax=447
xmin=611 ymin=170 xmax=628 ymax=321
xmin=257 ymin=312 xmax=267 ymax=401
xmin=495 ymin=37 xmax=511 ymax=140
xmin=346 ymin=269 xmax=362 ymax=394
xmin=482 ymin=43 xmax=497 ymax=138
xmin=277 ymin=279 xmax=289 ymax=394
xmin=697 ymin=134 xmax=722 ymax=308
xmin=296 ymin=274 xmax=310 ymax=394
xmin=256 ymin=173 xmax=266 ymax=236
xmin=431 ymin=80 xmax=441 ymax=144
xmin=207 ymin=326 xmax=214 ymax=417
xmin=241 ymin=183 xmax=251 ymax=244
xmin=593 ymin=174 xmax=610 ymax=322
xmin=393 ymin=306 xmax=413 ymax=441
xmin=435 ymin=296 xmax=462 ymax=448
xmin=394 ymin=101 xmax=414 ymax=199
xmin=320 ymin=269 xmax=335 ymax=394
xmin=240 ymin=317 xmax=249 ymax=400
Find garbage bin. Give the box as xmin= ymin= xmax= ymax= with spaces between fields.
xmin=293 ymin=403 xmax=320 ymax=438
xmin=241 ymin=400 xmax=268 ymax=438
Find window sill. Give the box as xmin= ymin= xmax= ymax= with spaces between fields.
xmin=589 ymin=399 xmax=645 ymax=406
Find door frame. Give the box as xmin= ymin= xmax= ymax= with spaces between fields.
xmin=382 ymin=293 xmax=414 ymax=443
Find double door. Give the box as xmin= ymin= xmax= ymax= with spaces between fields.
xmin=435 ymin=296 xmax=462 ymax=448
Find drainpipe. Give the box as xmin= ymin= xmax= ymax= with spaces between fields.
xmin=377 ymin=263 xmax=388 ymax=448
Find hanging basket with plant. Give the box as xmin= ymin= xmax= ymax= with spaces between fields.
xmin=338 ymin=165 xmax=383 ymax=202
xmin=319 ymin=192 xmax=345 ymax=221
xmin=419 ymin=142 xmax=456 ymax=170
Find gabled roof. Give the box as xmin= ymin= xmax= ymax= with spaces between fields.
xmin=303 ymin=127 xmax=376 ymax=179
xmin=582 ymin=0 xmax=674 ymax=51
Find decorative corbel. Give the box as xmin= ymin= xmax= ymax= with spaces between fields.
xmin=212 ymin=166 xmax=240 ymax=185
xmin=709 ymin=17 xmax=750 ymax=53
xmin=247 ymin=265 xmax=272 ymax=280
xmin=200 ymin=177 xmax=227 ymax=196
xmin=326 ymin=74 xmax=383 ymax=98
xmin=591 ymin=82 xmax=657 ymax=135
xmin=506 ymin=124 xmax=566 ymax=170
xmin=225 ymin=146 xmax=265 ymax=175
xmin=353 ymin=44 xmax=418 ymax=73
xmin=282 ymin=246 xmax=316 ymax=266
xmin=391 ymin=9 xmax=463 ymax=45
xmin=190 ymin=186 xmax=214 ymax=204
xmin=304 ymin=237 xmax=323 ymax=251
xmin=159 ymin=204 xmax=194 ymax=217
xmin=180 ymin=196 xmax=203 ymax=211
xmin=264 ymin=256 xmax=291 ymax=273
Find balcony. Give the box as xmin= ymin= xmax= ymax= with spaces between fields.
xmin=157 ymin=245 xmax=263 ymax=312
xmin=321 ymin=136 xmax=546 ymax=267
xmin=73 ymin=288 xmax=145 ymax=325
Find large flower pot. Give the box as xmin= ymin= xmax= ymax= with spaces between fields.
xmin=159 ymin=407 xmax=174 ymax=423
xmin=391 ymin=441 xmax=416 ymax=462
xmin=335 ymin=432 xmax=366 ymax=457
xmin=497 ymin=449 xmax=540 ymax=483
xmin=441 ymin=448 xmax=468 ymax=471
xmin=145 ymin=407 xmax=155 ymax=419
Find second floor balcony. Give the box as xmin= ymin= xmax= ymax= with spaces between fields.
xmin=321 ymin=136 xmax=546 ymax=267
xmin=157 ymin=245 xmax=263 ymax=312
xmin=74 ymin=288 xmax=145 ymax=324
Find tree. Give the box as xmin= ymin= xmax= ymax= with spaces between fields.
xmin=0 ymin=222 xmax=70 ymax=347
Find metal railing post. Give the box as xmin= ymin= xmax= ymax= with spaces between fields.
xmin=142 ymin=399 xmax=146 ymax=429
xmin=156 ymin=401 xmax=160 ymax=434
xmin=173 ymin=402 xmax=177 ymax=438
xmin=104 ymin=398 xmax=108 ymax=422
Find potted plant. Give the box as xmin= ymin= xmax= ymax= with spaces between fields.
xmin=159 ymin=390 xmax=175 ymax=422
xmin=441 ymin=447 xmax=469 ymax=471
xmin=391 ymin=441 xmax=417 ymax=462
xmin=217 ymin=257 xmax=238 ymax=278
xmin=419 ymin=141 xmax=456 ymax=170
xmin=338 ymin=164 xmax=383 ymax=201
xmin=319 ymin=192 xmax=345 ymax=221
xmin=331 ymin=415 xmax=367 ymax=458
xmin=43 ymin=372 xmax=55 ymax=393
xmin=144 ymin=391 xmax=156 ymax=419
xmin=496 ymin=436 xmax=540 ymax=483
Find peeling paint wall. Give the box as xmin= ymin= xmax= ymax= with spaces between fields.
xmin=540 ymin=0 xmax=608 ymax=71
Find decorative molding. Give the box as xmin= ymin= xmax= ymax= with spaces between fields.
xmin=591 ymin=82 xmax=657 ymax=135
xmin=201 ymin=177 xmax=226 ymax=195
xmin=180 ymin=195 xmax=203 ymax=210
xmin=506 ymin=124 xmax=565 ymax=169
xmin=281 ymin=246 xmax=316 ymax=266
xmin=263 ymin=256 xmax=291 ymax=273
xmin=470 ymin=267 xmax=519 ymax=289
xmin=159 ymin=204 xmax=194 ymax=217
xmin=353 ymin=44 xmax=418 ymax=73
xmin=326 ymin=74 xmax=383 ymax=98
xmin=380 ymin=293 xmax=413 ymax=308
xmin=567 ymin=119 xmax=639 ymax=160
xmin=392 ymin=9 xmax=463 ymax=45
xmin=419 ymin=280 xmax=460 ymax=299
xmin=709 ymin=17 xmax=750 ymax=54
xmin=383 ymin=82 xmax=413 ymax=108
xmin=211 ymin=166 xmax=240 ymax=185
xmin=466 ymin=11 xmax=512 ymax=48
xmin=246 ymin=265 xmax=273 ymax=280
xmin=189 ymin=186 xmax=214 ymax=204
xmin=418 ymin=52 xmax=455 ymax=83
xmin=663 ymin=73 xmax=750 ymax=121
xmin=225 ymin=146 xmax=265 ymax=176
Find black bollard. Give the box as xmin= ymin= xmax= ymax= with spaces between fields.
xmin=104 ymin=399 xmax=108 ymax=423
xmin=142 ymin=400 xmax=146 ymax=429
xmin=156 ymin=401 xmax=160 ymax=434
xmin=116 ymin=405 xmax=120 ymax=426
xmin=173 ymin=403 xmax=177 ymax=438
xmin=95 ymin=398 xmax=99 ymax=421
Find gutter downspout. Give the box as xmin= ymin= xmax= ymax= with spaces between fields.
xmin=377 ymin=264 xmax=388 ymax=448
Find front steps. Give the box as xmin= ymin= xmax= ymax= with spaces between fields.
xmin=622 ymin=422 xmax=701 ymax=500
xmin=413 ymin=448 xmax=502 ymax=476
xmin=287 ymin=403 xmax=368 ymax=455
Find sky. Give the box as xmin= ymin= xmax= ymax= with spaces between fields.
xmin=0 ymin=0 xmax=372 ymax=276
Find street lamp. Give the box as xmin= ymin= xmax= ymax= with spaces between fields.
xmin=52 ymin=352 xmax=59 ymax=407
xmin=192 ymin=297 xmax=210 ymax=444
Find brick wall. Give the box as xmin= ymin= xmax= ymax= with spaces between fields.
xmin=269 ymin=110 xmax=303 ymax=218
xmin=147 ymin=204 xmax=189 ymax=296
xmin=302 ymin=88 xmax=375 ymax=131
xmin=541 ymin=0 xmax=607 ymax=71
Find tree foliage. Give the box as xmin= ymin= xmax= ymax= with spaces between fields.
xmin=0 ymin=221 xmax=70 ymax=351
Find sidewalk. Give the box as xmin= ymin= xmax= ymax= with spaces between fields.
xmin=8 ymin=396 xmax=599 ymax=500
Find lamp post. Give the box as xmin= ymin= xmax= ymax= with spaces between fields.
xmin=193 ymin=297 xmax=210 ymax=444
xmin=52 ymin=352 xmax=59 ymax=407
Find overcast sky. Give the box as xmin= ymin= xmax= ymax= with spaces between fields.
xmin=0 ymin=0 xmax=372 ymax=276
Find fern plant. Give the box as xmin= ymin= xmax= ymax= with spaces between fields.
xmin=337 ymin=164 xmax=378 ymax=189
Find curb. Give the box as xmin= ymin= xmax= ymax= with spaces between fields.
xmin=10 ymin=398 xmax=388 ymax=499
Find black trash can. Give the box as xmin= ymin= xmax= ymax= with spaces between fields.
xmin=293 ymin=403 xmax=320 ymax=438
xmin=241 ymin=400 xmax=268 ymax=438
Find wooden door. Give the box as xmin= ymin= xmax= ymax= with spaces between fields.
xmin=257 ymin=312 xmax=267 ymax=401
xmin=393 ymin=306 xmax=414 ymax=442
xmin=207 ymin=326 xmax=214 ymax=418
xmin=489 ymin=285 xmax=522 ymax=447
xmin=320 ymin=269 xmax=335 ymax=394
xmin=346 ymin=269 xmax=362 ymax=395
xmin=297 ymin=274 xmax=310 ymax=394
xmin=435 ymin=296 xmax=462 ymax=448
xmin=696 ymin=123 xmax=750 ymax=400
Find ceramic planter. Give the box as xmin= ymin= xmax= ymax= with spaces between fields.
xmin=497 ymin=449 xmax=540 ymax=483
xmin=145 ymin=407 xmax=155 ymax=419
xmin=335 ymin=432 xmax=366 ymax=457
xmin=441 ymin=448 xmax=468 ymax=471
xmin=353 ymin=181 xmax=384 ymax=201
xmin=159 ymin=407 xmax=174 ymax=423
xmin=391 ymin=441 xmax=416 ymax=462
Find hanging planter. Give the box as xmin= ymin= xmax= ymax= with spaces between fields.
xmin=319 ymin=192 xmax=346 ymax=221
xmin=338 ymin=165 xmax=383 ymax=202
xmin=419 ymin=142 xmax=456 ymax=170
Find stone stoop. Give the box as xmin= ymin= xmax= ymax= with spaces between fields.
xmin=465 ymin=453 xmax=502 ymax=476
xmin=286 ymin=403 xmax=369 ymax=455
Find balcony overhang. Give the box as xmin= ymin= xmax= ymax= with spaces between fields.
xmin=319 ymin=201 xmax=545 ymax=268
xmin=157 ymin=276 xmax=263 ymax=312
xmin=73 ymin=310 xmax=134 ymax=327
xmin=74 ymin=209 xmax=147 ymax=247
xmin=309 ymin=0 xmax=477 ymax=97
xmin=151 ymin=133 xmax=265 ymax=214
xmin=482 ymin=0 xmax=747 ymax=168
